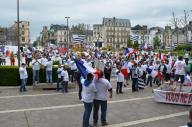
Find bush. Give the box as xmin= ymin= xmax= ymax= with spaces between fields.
xmin=176 ymin=44 xmax=192 ymax=51
xmin=53 ymin=61 xmax=59 ymax=65
xmin=0 ymin=65 xmax=71 ymax=86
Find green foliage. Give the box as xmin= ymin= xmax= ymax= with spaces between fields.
xmin=176 ymin=44 xmax=192 ymax=51
xmin=133 ymin=41 xmax=139 ymax=49
xmin=32 ymin=41 xmax=38 ymax=47
xmin=153 ymin=36 xmax=161 ymax=49
xmin=0 ymin=66 xmax=71 ymax=86
xmin=53 ymin=61 xmax=59 ymax=65
xmin=127 ymin=38 xmax=133 ymax=47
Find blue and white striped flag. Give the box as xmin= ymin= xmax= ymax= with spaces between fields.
xmin=72 ymin=35 xmax=85 ymax=43
xmin=172 ymin=42 xmax=177 ymax=49
xmin=130 ymin=33 xmax=139 ymax=42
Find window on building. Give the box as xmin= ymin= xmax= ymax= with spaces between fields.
xmin=22 ymin=31 xmax=25 ymax=35
xmin=22 ymin=25 xmax=25 ymax=28
xmin=22 ymin=37 xmax=25 ymax=42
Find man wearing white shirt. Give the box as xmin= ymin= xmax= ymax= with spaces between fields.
xmin=81 ymin=73 xmax=97 ymax=127
xmin=19 ymin=63 xmax=28 ymax=93
xmin=61 ymin=67 xmax=69 ymax=93
xmin=141 ymin=62 xmax=148 ymax=84
xmin=70 ymin=60 xmax=77 ymax=82
xmin=46 ymin=58 xmax=53 ymax=84
xmin=32 ymin=58 xmax=41 ymax=85
xmin=41 ymin=55 xmax=48 ymax=67
xmin=116 ymin=70 xmax=124 ymax=94
xmin=56 ymin=65 xmax=63 ymax=91
xmin=173 ymin=56 xmax=186 ymax=91
xmin=93 ymin=71 xmax=112 ymax=126
xmin=58 ymin=55 xmax=63 ymax=65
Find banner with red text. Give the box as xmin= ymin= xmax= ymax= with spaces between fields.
xmin=153 ymin=89 xmax=192 ymax=105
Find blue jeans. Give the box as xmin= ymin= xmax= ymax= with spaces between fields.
xmin=46 ymin=70 xmax=52 ymax=83
xmin=33 ymin=70 xmax=39 ymax=83
xmin=93 ymin=100 xmax=107 ymax=124
xmin=83 ymin=102 xmax=93 ymax=127
xmin=132 ymin=78 xmax=138 ymax=91
xmin=20 ymin=78 xmax=27 ymax=92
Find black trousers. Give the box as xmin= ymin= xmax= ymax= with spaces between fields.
xmin=62 ymin=81 xmax=68 ymax=93
xmin=116 ymin=82 xmax=123 ymax=94
xmin=71 ymin=70 xmax=77 ymax=82
xmin=104 ymin=74 xmax=111 ymax=82
xmin=56 ymin=78 xmax=62 ymax=91
xmin=77 ymin=80 xmax=82 ymax=100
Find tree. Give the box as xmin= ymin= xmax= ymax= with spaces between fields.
xmin=153 ymin=36 xmax=161 ymax=49
xmin=71 ymin=23 xmax=90 ymax=35
xmin=180 ymin=10 xmax=191 ymax=43
xmin=170 ymin=12 xmax=181 ymax=44
xmin=127 ymin=38 xmax=133 ymax=47
xmin=32 ymin=41 xmax=38 ymax=47
xmin=133 ymin=41 xmax=139 ymax=49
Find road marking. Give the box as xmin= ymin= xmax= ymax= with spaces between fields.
xmin=0 ymin=88 xmax=132 ymax=99
xmin=0 ymin=96 xmax=152 ymax=114
xmin=0 ymin=93 xmax=62 ymax=99
xmin=107 ymin=111 xmax=188 ymax=127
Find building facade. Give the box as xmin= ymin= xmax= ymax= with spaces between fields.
xmin=0 ymin=21 xmax=30 ymax=46
xmin=93 ymin=24 xmax=105 ymax=47
xmin=12 ymin=21 xmax=30 ymax=46
xmin=0 ymin=27 xmax=7 ymax=44
xmin=93 ymin=17 xmax=131 ymax=49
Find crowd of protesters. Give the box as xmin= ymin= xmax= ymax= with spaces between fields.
xmin=3 ymin=46 xmax=191 ymax=127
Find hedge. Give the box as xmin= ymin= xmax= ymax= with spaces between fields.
xmin=0 ymin=65 xmax=71 ymax=86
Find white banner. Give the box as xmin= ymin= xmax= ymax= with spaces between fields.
xmin=153 ymin=89 xmax=192 ymax=105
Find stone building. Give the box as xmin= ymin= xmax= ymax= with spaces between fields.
xmin=93 ymin=17 xmax=131 ymax=49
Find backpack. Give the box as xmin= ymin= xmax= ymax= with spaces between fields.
xmin=146 ymin=67 xmax=152 ymax=74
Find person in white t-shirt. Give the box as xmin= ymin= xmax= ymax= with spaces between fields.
xmin=19 ymin=63 xmax=28 ymax=93
xmin=173 ymin=56 xmax=186 ymax=91
xmin=32 ymin=58 xmax=41 ymax=85
xmin=61 ymin=67 xmax=69 ymax=93
xmin=93 ymin=71 xmax=112 ymax=126
xmin=81 ymin=73 xmax=97 ymax=127
xmin=116 ymin=70 xmax=124 ymax=94
xmin=45 ymin=58 xmax=53 ymax=84
xmin=56 ymin=65 xmax=63 ymax=91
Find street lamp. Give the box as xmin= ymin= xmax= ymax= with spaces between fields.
xmin=65 ymin=16 xmax=70 ymax=54
xmin=17 ymin=0 xmax=21 ymax=67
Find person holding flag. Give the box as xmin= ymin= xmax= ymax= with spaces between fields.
xmin=81 ymin=73 xmax=97 ymax=127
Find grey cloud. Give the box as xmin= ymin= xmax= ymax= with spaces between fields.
xmin=0 ymin=0 xmax=192 ymax=41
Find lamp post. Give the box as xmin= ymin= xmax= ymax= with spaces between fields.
xmin=17 ymin=0 xmax=21 ymax=67
xmin=96 ymin=32 xmax=100 ymax=49
xmin=65 ymin=16 xmax=70 ymax=54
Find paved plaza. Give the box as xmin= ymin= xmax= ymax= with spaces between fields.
xmin=0 ymin=80 xmax=190 ymax=127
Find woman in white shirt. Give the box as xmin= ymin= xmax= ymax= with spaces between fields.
xmin=46 ymin=58 xmax=53 ymax=84
xmin=19 ymin=63 xmax=28 ymax=93
xmin=81 ymin=73 xmax=97 ymax=127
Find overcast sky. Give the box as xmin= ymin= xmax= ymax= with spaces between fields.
xmin=0 ymin=0 xmax=191 ymax=42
